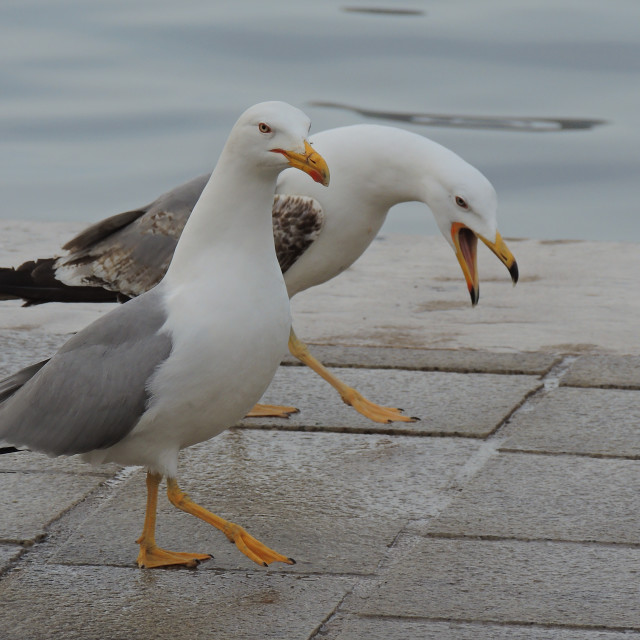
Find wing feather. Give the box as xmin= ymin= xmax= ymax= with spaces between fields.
xmin=272 ymin=195 xmax=324 ymax=274
xmin=0 ymin=290 xmax=172 ymax=456
xmin=55 ymin=174 xmax=211 ymax=297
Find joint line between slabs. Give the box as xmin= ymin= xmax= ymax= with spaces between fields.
xmin=422 ymin=530 xmax=640 ymax=550
xmin=354 ymin=613 xmax=640 ymax=634
xmin=486 ymin=354 xmax=579 ymax=440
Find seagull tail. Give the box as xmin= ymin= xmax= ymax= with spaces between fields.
xmin=0 ymin=259 xmax=120 ymax=306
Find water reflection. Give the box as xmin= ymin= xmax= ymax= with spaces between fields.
xmin=2 ymin=0 xmax=637 ymax=241
xmin=312 ymin=102 xmax=606 ymax=132
xmin=341 ymin=7 xmax=425 ymax=15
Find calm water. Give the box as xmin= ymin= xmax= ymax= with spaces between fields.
xmin=2 ymin=0 xmax=639 ymax=242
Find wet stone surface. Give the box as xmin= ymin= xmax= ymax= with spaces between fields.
xmin=0 ymin=564 xmax=354 ymax=640
xmin=561 ymin=354 xmax=640 ymax=389
xmin=343 ymin=536 xmax=640 ymax=629
xmin=48 ymin=430 xmax=479 ymax=574
xmin=418 ymin=452 xmax=640 ymax=544
xmin=1 ymin=231 xmax=639 ymax=637
xmin=499 ymin=386 xmax=640 ymax=458
xmin=240 ymin=366 xmax=540 ymax=437
xmin=281 ymin=344 xmax=558 ymax=375
xmin=322 ymin=616 xmax=640 ymax=640
xmin=0 ymin=471 xmax=112 ymax=544
xmin=0 ymin=545 xmax=22 ymax=574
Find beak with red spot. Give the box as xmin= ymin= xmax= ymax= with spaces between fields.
xmin=451 ymin=222 xmax=519 ymax=306
xmin=271 ymin=141 xmax=330 ymax=186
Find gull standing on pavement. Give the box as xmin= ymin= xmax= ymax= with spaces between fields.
xmin=0 ymin=101 xmax=330 ymax=569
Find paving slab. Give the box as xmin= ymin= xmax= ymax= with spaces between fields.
xmin=323 ymin=615 xmax=640 ymax=639
xmin=0 ymin=563 xmax=352 ymax=640
xmin=290 ymin=236 xmax=640 ymax=355
xmin=53 ymin=503 xmax=404 ymax=576
xmin=343 ymin=536 xmax=640 ymax=629
xmin=1 ymin=227 xmax=639 ymax=638
xmin=0 ymin=298 xmax=110 ymax=351
xmin=500 ymin=387 xmax=640 ymax=458
xmin=0 ymin=545 xmax=23 ymax=574
xmin=0 ymin=449 xmax=119 ymax=474
xmin=281 ymin=344 xmax=558 ymax=375
xmin=240 ymin=366 xmax=539 ymax=436
xmin=419 ymin=452 xmax=640 ymax=544
xmin=2 ymin=229 xmax=639 ymax=357
xmin=0 ymin=329 xmax=70 ymax=378
xmin=48 ymin=430 xmax=479 ymax=574
xmin=0 ymin=471 xmax=111 ymax=544
xmin=561 ymin=355 xmax=640 ymax=389
xmin=177 ymin=430 xmax=474 ymax=520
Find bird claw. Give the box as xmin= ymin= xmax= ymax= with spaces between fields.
xmin=136 ymin=543 xmax=212 ymax=569
xmin=245 ymin=403 xmax=300 ymax=418
xmin=342 ymin=389 xmax=418 ymax=424
xmin=223 ymin=522 xmax=295 ymax=567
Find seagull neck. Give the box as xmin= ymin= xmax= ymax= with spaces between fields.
xmin=360 ymin=134 xmax=439 ymax=209
xmin=394 ymin=137 xmax=445 ymax=205
xmin=165 ymin=153 xmax=279 ymax=281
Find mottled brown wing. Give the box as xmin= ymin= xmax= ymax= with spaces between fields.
xmin=55 ymin=174 xmax=210 ymax=297
xmin=272 ymin=195 xmax=324 ymax=274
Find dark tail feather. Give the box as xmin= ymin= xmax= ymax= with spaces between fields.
xmin=0 ymin=259 xmax=119 ymax=305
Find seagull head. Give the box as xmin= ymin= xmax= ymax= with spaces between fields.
xmin=232 ymin=101 xmax=330 ymax=186
xmin=427 ymin=159 xmax=518 ymax=306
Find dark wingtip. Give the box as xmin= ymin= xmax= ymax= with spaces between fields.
xmin=0 ymin=447 xmax=23 ymax=454
xmin=469 ymin=287 xmax=479 ymax=306
xmin=509 ymin=260 xmax=519 ymax=285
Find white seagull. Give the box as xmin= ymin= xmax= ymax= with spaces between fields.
xmin=0 ymin=101 xmax=330 ymax=569
xmin=0 ymin=124 xmax=518 ymax=423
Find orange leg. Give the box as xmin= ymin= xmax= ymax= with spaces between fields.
xmin=288 ymin=328 xmax=417 ymax=424
xmin=136 ymin=471 xmax=212 ymax=569
xmin=166 ymin=478 xmax=295 ymax=567
xmin=245 ymin=403 xmax=300 ymax=418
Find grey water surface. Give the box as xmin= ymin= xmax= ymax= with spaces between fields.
xmin=1 ymin=0 xmax=638 ymax=242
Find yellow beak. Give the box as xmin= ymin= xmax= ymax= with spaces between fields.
xmin=271 ymin=140 xmax=330 ymax=186
xmin=451 ymin=223 xmax=518 ymax=306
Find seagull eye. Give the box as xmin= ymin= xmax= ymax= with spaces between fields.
xmin=258 ymin=122 xmax=272 ymax=134
xmin=455 ymin=196 xmax=469 ymax=209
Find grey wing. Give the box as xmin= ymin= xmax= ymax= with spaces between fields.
xmin=56 ymin=174 xmax=211 ymax=298
xmin=0 ymin=289 xmax=172 ymax=456
xmin=0 ymin=360 xmax=48 ymax=404
xmin=272 ymin=195 xmax=325 ymax=274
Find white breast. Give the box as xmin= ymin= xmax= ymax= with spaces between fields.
xmin=88 ymin=256 xmax=290 ymax=476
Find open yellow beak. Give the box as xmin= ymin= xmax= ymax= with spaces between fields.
xmin=271 ymin=140 xmax=330 ymax=186
xmin=451 ymin=222 xmax=518 ymax=306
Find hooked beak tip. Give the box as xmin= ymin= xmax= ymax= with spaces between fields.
xmin=509 ymin=260 xmax=519 ymax=285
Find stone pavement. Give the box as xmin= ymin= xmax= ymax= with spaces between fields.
xmin=0 ymin=225 xmax=639 ymax=639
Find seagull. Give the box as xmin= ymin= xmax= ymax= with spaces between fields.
xmin=0 ymin=101 xmax=330 ymax=569
xmin=0 ymin=124 xmax=518 ymax=423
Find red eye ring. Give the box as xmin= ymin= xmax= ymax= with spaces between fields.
xmin=258 ymin=122 xmax=272 ymax=134
xmin=455 ymin=196 xmax=469 ymax=209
